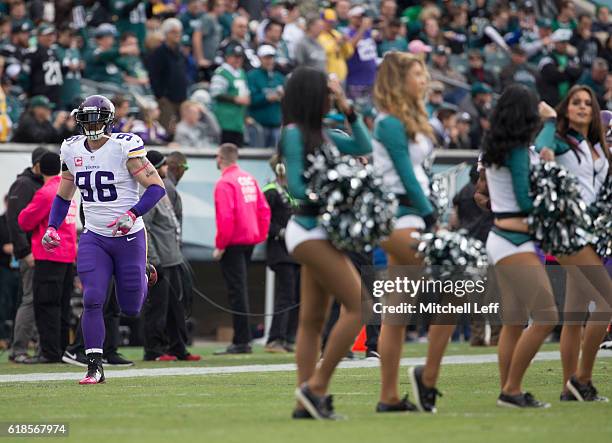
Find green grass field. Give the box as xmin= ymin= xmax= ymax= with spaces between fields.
xmin=1 ymin=343 xmax=611 ymax=443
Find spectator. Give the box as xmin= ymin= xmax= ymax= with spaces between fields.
xmin=17 ymin=152 xmax=77 ymax=364
xmin=211 ymin=41 xmax=250 ymax=146
xmin=377 ymin=18 xmax=408 ymax=56
xmin=460 ymin=82 xmax=493 ymax=148
xmin=0 ymin=76 xmax=11 ymax=141
xmin=294 ymin=16 xmax=326 ymax=72
xmin=174 ymin=100 xmax=220 ymax=148
xmin=263 ymin=154 xmax=299 ymax=353
xmin=247 ymin=45 xmax=285 ymax=147
xmin=419 ymin=16 xmax=445 ymax=47
xmin=212 ymin=143 xmax=270 ymax=355
xmin=444 ymin=7 xmax=468 ymax=54
xmin=148 ymin=18 xmax=190 ymax=133
xmin=379 ymin=0 xmax=398 ymax=28
xmin=219 ymin=0 xmax=238 ymax=38
xmin=283 ymin=1 xmax=305 ymax=60
xmin=118 ymin=32 xmax=151 ymax=94
xmin=345 ymin=7 xmax=377 ymax=111
xmin=334 ymin=0 xmax=351 ymax=33
xmin=111 ymin=95 xmax=135 ymax=133
xmin=465 ymin=49 xmax=497 ymax=92
xmin=84 ymin=23 xmax=135 ymax=85
xmin=0 ymin=21 xmax=32 ymax=84
xmin=56 ymin=27 xmax=82 ymax=111
xmin=408 ymin=39 xmax=433 ymax=59
xmin=217 ymin=16 xmax=259 ymax=71
xmin=426 ymin=80 xmax=446 ymax=117
xmin=448 ymin=111 xmax=474 ymax=150
xmin=25 ymin=23 xmax=63 ymax=107
xmin=536 ymin=28 xmax=582 ymax=106
xmin=480 ymin=5 xmax=510 ymax=50
xmin=577 ymin=58 xmax=609 ymax=107
xmin=131 ymin=101 xmax=170 ymax=146
xmin=179 ymin=0 xmax=204 ymax=42
xmin=9 ymin=1 xmax=33 ymax=30
xmin=0 ymin=195 xmax=19 ymax=350
xmin=523 ymin=18 xmax=553 ymax=65
xmin=601 ymin=34 xmax=612 ymax=68
xmin=111 ymin=0 xmax=147 ymax=52
xmin=261 ymin=18 xmax=292 ymax=75
xmin=552 ymin=0 xmax=577 ymax=31
xmin=165 ymin=151 xmax=189 ymax=226
xmin=192 ymin=0 xmax=225 ymax=81
xmin=429 ymin=44 xmax=466 ymax=85
xmin=12 ymin=96 xmax=74 ymax=144
xmin=593 ymin=5 xmax=612 ymax=36
xmin=499 ymin=45 xmax=540 ymax=91
xmin=570 ymin=14 xmax=602 ymax=70
xmin=6 ymin=147 xmax=47 ymax=363
xmin=430 ymin=105 xmax=458 ymax=149
xmin=604 ymin=72 xmax=612 ymax=110
xmin=256 ymin=0 xmax=287 ymax=42
xmin=318 ymin=9 xmax=353 ymax=83
xmin=143 ymin=150 xmax=201 ymax=362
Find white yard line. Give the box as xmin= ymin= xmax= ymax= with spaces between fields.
xmin=1 ymin=350 xmax=611 ymax=384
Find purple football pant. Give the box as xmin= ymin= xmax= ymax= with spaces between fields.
xmin=77 ymin=229 xmax=147 ymax=353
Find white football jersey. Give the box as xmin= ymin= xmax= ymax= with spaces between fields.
xmin=60 ymin=133 xmax=147 ymax=237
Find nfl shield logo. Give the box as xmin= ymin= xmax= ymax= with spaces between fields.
xmin=74 ymin=157 xmax=83 ymax=166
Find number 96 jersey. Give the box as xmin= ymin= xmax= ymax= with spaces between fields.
xmin=60 ymin=133 xmax=147 ymax=237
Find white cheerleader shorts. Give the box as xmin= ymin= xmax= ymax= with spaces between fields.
xmin=285 ymin=218 xmax=328 ymax=254
xmin=394 ymin=215 xmax=426 ymax=230
xmin=486 ymin=230 xmax=536 ymax=265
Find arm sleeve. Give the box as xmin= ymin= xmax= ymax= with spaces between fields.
xmin=214 ymin=181 xmax=236 ymax=250
xmin=280 ymin=126 xmax=307 ymax=199
xmin=17 ymin=190 xmax=47 ymax=232
xmin=256 ymin=185 xmax=271 ymax=243
xmin=326 ymin=116 xmax=372 ymax=155
xmin=377 ymin=116 xmax=434 ymax=216
xmin=210 ymin=74 xmax=229 ymax=98
xmin=247 ymin=74 xmax=269 ymax=108
xmin=534 ymin=119 xmax=560 ymax=153
xmin=143 ymin=208 xmax=161 ymax=267
xmin=507 ymin=147 xmax=534 ymax=213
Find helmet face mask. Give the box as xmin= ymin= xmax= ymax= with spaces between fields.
xmin=75 ymin=95 xmax=115 ymax=140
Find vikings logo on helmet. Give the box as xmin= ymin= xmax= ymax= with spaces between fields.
xmin=74 ymin=95 xmax=115 ymax=141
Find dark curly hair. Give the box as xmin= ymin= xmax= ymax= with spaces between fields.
xmin=481 ymin=84 xmax=541 ymax=167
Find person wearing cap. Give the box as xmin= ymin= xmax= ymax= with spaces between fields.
xmin=345 ymin=6 xmax=377 ymax=111
xmin=459 ymin=82 xmax=493 ymax=148
xmin=499 ymin=45 xmax=539 ymax=91
xmin=247 ymin=44 xmax=285 ymax=147
xmin=552 ymin=0 xmax=577 ymax=32
xmin=0 ymin=21 xmax=31 ymax=84
xmin=84 ymin=23 xmax=134 ymax=85
xmin=294 ymin=15 xmax=326 ymax=72
xmin=425 ymin=81 xmax=446 ymax=117
xmin=211 ymin=40 xmax=250 ymax=146
xmin=448 ymin=112 xmax=474 ymax=150
xmin=192 ymin=0 xmax=224 ymax=81
xmin=429 ymin=44 xmax=466 ymax=85
xmin=216 ymin=16 xmax=259 ymax=72
xmin=56 ymin=27 xmax=83 ymax=111
xmin=536 ymin=28 xmax=582 ymax=107
xmin=11 ymin=95 xmax=74 ymax=144
xmin=148 ymin=18 xmax=190 ymax=133
xmin=17 ymin=152 xmax=77 ymax=364
xmin=318 ymin=8 xmax=353 ymax=83
xmin=23 ymin=22 xmax=63 ymax=107
xmin=408 ymin=39 xmax=432 ymax=58
xmin=6 ymin=146 xmax=47 ymax=362
xmin=255 ymin=0 xmax=287 ymax=43
xmin=378 ymin=18 xmax=408 ymax=57
xmin=110 ymin=0 xmax=147 ymax=53
xmin=142 ymin=150 xmax=201 ymax=362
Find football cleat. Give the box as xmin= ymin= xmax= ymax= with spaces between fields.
xmin=79 ymin=354 xmax=105 ymax=385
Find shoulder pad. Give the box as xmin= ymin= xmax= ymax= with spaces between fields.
xmin=63 ymin=135 xmax=85 ymax=146
xmin=110 ymin=133 xmax=146 ymax=157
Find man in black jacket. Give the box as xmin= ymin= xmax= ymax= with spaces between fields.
xmin=537 ymin=28 xmax=582 ymax=107
xmin=0 ymin=195 xmax=19 ymax=350
xmin=263 ymin=155 xmax=300 ymax=353
xmin=24 ymin=23 xmax=63 ymax=107
xmin=147 ymin=18 xmax=190 ymax=134
xmin=7 ymin=147 xmax=47 ymax=362
xmin=11 ymin=95 xmax=74 ymax=144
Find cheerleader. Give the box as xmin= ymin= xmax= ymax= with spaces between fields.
xmin=280 ymin=67 xmax=372 ymax=420
xmin=534 ymin=86 xmax=612 ymax=402
xmin=372 ymin=52 xmax=454 ymax=413
xmin=482 ymin=84 xmax=558 ymax=408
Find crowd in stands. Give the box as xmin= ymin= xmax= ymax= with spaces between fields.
xmin=0 ymin=0 xmax=610 ymax=150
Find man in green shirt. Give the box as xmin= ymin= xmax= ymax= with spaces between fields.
xmin=179 ymin=0 xmax=204 ymax=42
xmin=110 ymin=0 xmax=147 ymax=52
xmin=210 ymin=41 xmax=250 ymax=146
xmin=552 ymin=0 xmax=577 ymax=31
xmin=84 ymin=24 xmax=138 ymax=86
xmin=56 ymin=27 xmax=82 ymax=110
xmin=377 ymin=18 xmax=408 ymax=57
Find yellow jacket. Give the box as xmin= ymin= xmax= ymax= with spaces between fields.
xmin=317 ymin=30 xmax=353 ymax=82
xmin=0 ymin=88 xmax=10 ymax=142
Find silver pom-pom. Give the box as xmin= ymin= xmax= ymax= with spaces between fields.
xmin=423 ymin=159 xmax=449 ymax=216
xmin=303 ymin=143 xmax=397 ymax=253
xmin=590 ymin=175 xmax=612 ymax=258
xmin=528 ymin=161 xmax=595 ymax=255
xmin=413 ymin=229 xmax=488 ymax=279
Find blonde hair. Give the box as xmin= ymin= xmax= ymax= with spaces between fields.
xmin=374 ymin=52 xmax=433 ymax=140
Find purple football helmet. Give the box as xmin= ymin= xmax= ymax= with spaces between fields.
xmin=75 ymin=95 xmax=115 ymax=140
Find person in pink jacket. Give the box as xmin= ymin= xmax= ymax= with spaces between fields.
xmin=213 ymin=143 xmax=271 ymax=355
xmin=18 ymin=152 xmax=77 ymax=363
